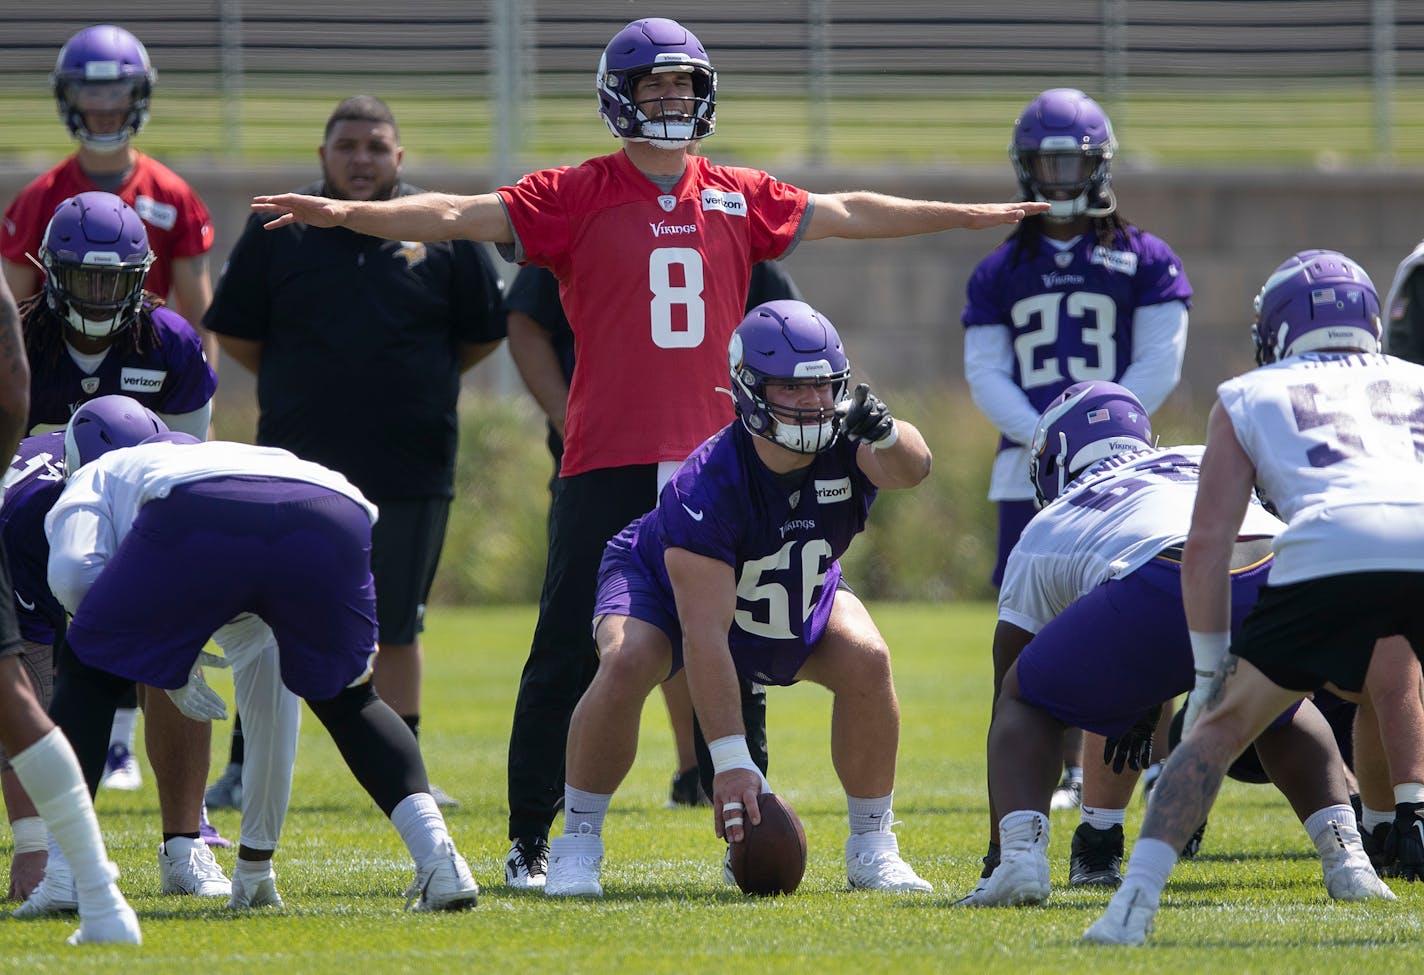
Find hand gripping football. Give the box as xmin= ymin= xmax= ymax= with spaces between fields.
xmin=727 ymin=792 xmax=807 ymax=895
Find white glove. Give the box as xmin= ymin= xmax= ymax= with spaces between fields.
xmin=166 ymin=665 xmax=229 ymax=722
xmin=1181 ymin=672 xmax=1215 ymax=735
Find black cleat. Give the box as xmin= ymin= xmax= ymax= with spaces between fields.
xmin=1069 ymin=822 xmax=1123 ymax=888
xmin=666 ymin=767 xmax=710 ymax=808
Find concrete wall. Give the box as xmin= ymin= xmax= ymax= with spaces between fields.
xmin=6 ymin=162 xmax=1422 ymax=413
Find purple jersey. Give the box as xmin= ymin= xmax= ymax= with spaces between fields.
xmin=598 ymin=422 xmax=875 ymax=686
xmin=27 ymin=303 xmax=217 ymax=429
xmin=0 ymin=431 xmax=67 ymax=642
xmin=961 ymin=228 xmax=1191 ymax=445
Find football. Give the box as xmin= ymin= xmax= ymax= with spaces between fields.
xmin=726 ymin=792 xmax=807 ymax=896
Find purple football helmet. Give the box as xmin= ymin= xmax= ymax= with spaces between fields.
xmin=51 ymin=25 xmax=156 ymax=153
xmin=41 ymin=191 xmax=155 ymax=339
xmin=1252 ymin=249 xmax=1382 ymax=365
xmin=140 ymin=431 xmax=202 ymax=447
xmin=597 ymin=18 xmax=716 ymax=148
xmin=1010 ymin=88 xmax=1117 ymax=223
xmin=728 ymin=300 xmax=851 ymax=454
xmin=63 ymin=395 xmax=168 ymax=476
xmin=1029 ymin=381 xmax=1153 ymax=507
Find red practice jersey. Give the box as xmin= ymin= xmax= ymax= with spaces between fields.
xmin=2 ymin=152 xmax=214 ymax=302
xmin=500 ymin=151 xmax=808 ymax=477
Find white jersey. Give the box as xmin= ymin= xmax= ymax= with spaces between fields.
xmin=998 ymin=445 xmax=1283 ymax=633
xmin=46 ymin=440 xmax=377 ymax=614
xmin=1218 ymin=351 xmax=1424 ymax=584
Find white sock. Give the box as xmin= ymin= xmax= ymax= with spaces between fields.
xmin=162 ymin=835 xmax=200 ymax=857
xmin=235 ymin=856 xmax=275 ymax=881
xmin=1395 ymin=782 xmax=1424 ymax=804
xmin=847 ymin=792 xmax=894 ymax=835
xmin=1081 ymin=806 xmax=1127 ymax=830
xmin=1361 ymin=805 xmax=1394 ymax=832
xmin=1305 ymin=804 xmax=1358 ymax=853
xmin=1063 ymin=765 xmax=1084 ymax=784
xmin=562 ymin=786 xmax=612 ymax=837
xmin=10 ymin=729 xmax=122 ymax=911
xmin=999 ymin=810 xmax=1049 ymax=851
xmin=110 ymin=709 xmax=139 ymax=750
xmin=1121 ymin=837 xmax=1177 ymax=897
xmin=390 ymin=793 xmax=450 ymax=864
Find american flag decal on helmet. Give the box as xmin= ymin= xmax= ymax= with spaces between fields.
xmin=1086 ymin=408 xmax=1110 ymax=423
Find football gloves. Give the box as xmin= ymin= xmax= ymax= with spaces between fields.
xmin=166 ymin=663 xmax=229 ymax=722
xmin=838 ymin=383 xmax=899 ymax=449
xmin=1103 ymin=703 xmax=1162 ymax=774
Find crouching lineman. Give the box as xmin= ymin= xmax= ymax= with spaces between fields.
xmin=543 ymin=300 xmax=934 ymax=897
xmin=1086 ymin=250 xmax=1424 ymax=944
xmin=43 ymin=427 xmax=479 ymax=912
xmin=959 ymin=380 xmax=1391 ymax=909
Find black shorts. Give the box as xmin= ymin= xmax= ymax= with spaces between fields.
xmin=1234 ymin=571 xmax=1424 ymax=693
xmin=370 ymin=497 xmax=450 ymax=645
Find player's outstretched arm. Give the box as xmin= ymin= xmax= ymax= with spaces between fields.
xmin=251 ymin=190 xmax=514 ymax=244
xmin=803 ymin=191 xmax=1049 ymax=241
xmin=839 ymin=384 xmax=932 ymax=489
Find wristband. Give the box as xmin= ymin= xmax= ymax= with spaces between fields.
xmin=11 ymin=816 xmax=46 ymax=855
xmin=708 ymin=735 xmax=755 ymax=775
xmin=869 ymin=419 xmax=900 ymax=451
xmin=1188 ymin=630 xmax=1230 ymax=676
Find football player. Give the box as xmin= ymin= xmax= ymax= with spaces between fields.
xmin=958 ymin=380 xmax=1390 ymax=910
xmin=961 ymin=86 xmax=1192 ymax=822
xmin=43 ymin=426 xmax=479 ymax=913
xmin=251 ymin=17 xmax=1046 ymax=891
xmin=541 ymin=300 xmax=933 ymax=897
xmin=1086 ymin=251 xmax=1424 ymax=944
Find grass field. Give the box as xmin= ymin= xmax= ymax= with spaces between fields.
xmin=2 ymin=602 xmax=1421 ymax=971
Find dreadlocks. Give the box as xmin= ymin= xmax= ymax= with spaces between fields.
xmin=1005 ymin=213 xmax=1137 ymax=269
xmin=21 ymin=290 xmax=164 ymax=375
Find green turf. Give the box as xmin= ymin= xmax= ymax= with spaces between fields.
xmin=4 ymin=88 xmax=1424 ymax=168
xmin=2 ymin=603 xmax=1420 ymax=971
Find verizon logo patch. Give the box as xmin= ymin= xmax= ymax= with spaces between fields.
xmin=120 ymin=368 xmax=166 ymax=391
xmin=700 ymin=189 xmax=747 ymax=217
xmin=814 ymin=477 xmax=851 ymax=504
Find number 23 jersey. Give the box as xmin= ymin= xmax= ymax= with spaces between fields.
xmin=498 ymin=152 xmax=808 ymax=477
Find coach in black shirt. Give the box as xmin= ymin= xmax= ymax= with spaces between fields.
xmin=205 ymin=95 xmax=504 ymax=807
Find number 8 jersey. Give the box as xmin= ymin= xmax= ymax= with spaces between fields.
xmin=498 ymin=151 xmax=808 ymax=477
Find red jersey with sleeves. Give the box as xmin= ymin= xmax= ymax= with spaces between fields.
xmin=498 ymin=151 xmax=808 ymax=477
xmin=1 ymin=152 xmax=214 ymax=302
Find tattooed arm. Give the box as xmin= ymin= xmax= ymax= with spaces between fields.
xmin=0 ymin=275 xmax=28 ymax=460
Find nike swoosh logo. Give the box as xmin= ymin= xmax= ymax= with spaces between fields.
xmin=15 ymin=591 xmax=35 ymax=612
xmin=569 ymin=808 xmax=596 ymax=815
xmin=681 ymin=503 xmax=704 ymax=521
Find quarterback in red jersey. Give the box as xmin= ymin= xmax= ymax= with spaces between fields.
xmin=0 ymin=25 xmax=216 ymax=362
xmin=255 ymin=16 xmax=1048 ymax=890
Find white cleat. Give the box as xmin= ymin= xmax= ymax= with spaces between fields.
xmin=504 ymin=836 xmax=549 ymax=890
xmin=14 ymin=857 xmax=78 ymax=918
xmin=99 ymin=744 xmax=142 ymax=792
xmin=229 ymin=864 xmax=284 ymax=909
xmin=1321 ymin=820 xmax=1396 ymax=902
xmin=544 ymin=831 xmax=604 ymax=898
xmin=1082 ymin=881 xmax=1159 ymax=945
xmin=954 ymin=847 xmax=1049 ymax=906
xmin=845 ymin=831 xmax=933 ymax=892
xmin=159 ymin=838 xmax=232 ymax=897
xmin=405 ymin=842 xmax=479 ymax=911
xmin=67 ymin=902 xmax=142 ymax=946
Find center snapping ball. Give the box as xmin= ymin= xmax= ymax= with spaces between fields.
xmin=727 ymin=792 xmax=807 ymax=895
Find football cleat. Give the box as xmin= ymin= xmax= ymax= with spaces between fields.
xmin=845 ymin=831 xmax=933 ymax=892
xmin=955 ymin=847 xmax=1049 ymax=906
xmin=1319 ymin=819 xmax=1396 ymax=901
xmin=405 ymin=842 xmax=479 ymax=911
xmin=544 ymin=830 xmax=604 ymax=898
xmin=199 ymin=805 xmax=232 ymax=849
xmin=1082 ymin=880 xmax=1159 ymax=945
xmin=67 ymin=902 xmax=142 ymax=946
xmin=1180 ymin=819 xmax=1208 ymax=859
xmin=13 ymin=856 xmax=78 ymax=918
xmin=505 ymin=835 xmax=549 ymax=889
xmin=427 ymin=783 xmax=461 ymax=809
xmin=99 ymin=743 xmax=142 ymax=792
xmin=1361 ymin=820 xmax=1396 ymax=874
xmin=158 ymin=838 xmax=232 ymax=897
xmin=1387 ymin=801 xmax=1424 ymax=881
xmin=204 ymin=762 xmax=243 ymax=810
xmin=1069 ymin=822 xmax=1124 ymax=888
xmin=1050 ymin=769 xmax=1083 ymax=811
xmin=229 ymin=863 xmax=283 ymax=909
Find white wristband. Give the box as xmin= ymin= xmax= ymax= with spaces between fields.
xmin=1188 ymin=630 xmax=1230 ymax=677
xmin=869 ymin=419 xmax=900 ymax=451
xmin=708 ymin=735 xmax=770 ymax=792
xmin=11 ymin=816 xmax=46 ymax=854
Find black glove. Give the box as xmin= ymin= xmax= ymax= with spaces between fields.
xmin=838 ymin=383 xmax=897 ymax=447
xmin=1388 ymin=801 xmax=1424 ymax=881
xmin=1103 ymin=704 xmax=1162 ymax=774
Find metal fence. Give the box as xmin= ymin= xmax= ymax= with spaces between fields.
xmin=3 ymin=0 xmax=1424 ymax=172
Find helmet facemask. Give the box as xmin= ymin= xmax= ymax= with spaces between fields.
xmin=596 ymin=19 xmax=717 ymax=149
xmin=1010 ymin=88 xmax=1118 ymax=224
xmin=41 ymin=192 xmax=155 ymax=339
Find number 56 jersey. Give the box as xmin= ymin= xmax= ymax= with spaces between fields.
xmin=1219 ymin=351 xmax=1424 ymax=584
